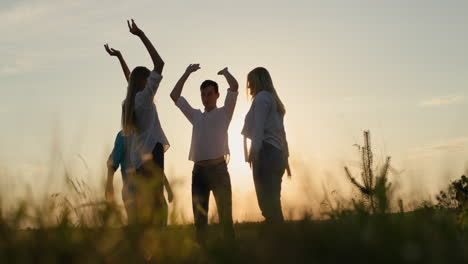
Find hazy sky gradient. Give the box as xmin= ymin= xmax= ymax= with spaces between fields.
xmin=1 ymin=0 xmax=467 ymax=220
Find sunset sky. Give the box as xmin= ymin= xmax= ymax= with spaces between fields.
xmin=1 ymin=0 xmax=467 ymax=221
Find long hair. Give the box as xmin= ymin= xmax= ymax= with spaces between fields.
xmin=247 ymin=67 xmax=286 ymax=115
xmin=122 ymin=66 xmax=150 ymax=136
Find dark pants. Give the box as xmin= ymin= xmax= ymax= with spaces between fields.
xmin=192 ymin=161 xmax=234 ymax=241
xmin=131 ymin=143 xmax=168 ymax=227
xmin=252 ymin=142 xmax=287 ymax=223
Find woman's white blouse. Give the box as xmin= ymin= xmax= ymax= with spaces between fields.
xmin=130 ymin=71 xmax=170 ymax=168
xmin=242 ymin=91 xmax=289 ymax=160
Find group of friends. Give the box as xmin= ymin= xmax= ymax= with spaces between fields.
xmin=104 ymin=20 xmax=290 ymax=242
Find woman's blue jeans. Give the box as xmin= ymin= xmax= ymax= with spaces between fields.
xmin=252 ymin=142 xmax=287 ymax=223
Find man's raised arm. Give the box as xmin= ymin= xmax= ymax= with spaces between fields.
xmin=170 ymin=64 xmax=200 ymax=103
xmin=218 ymin=67 xmax=238 ymax=92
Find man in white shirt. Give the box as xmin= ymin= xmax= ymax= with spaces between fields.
xmin=170 ymin=64 xmax=238 ymax=242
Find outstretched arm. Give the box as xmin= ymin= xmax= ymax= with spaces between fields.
xmin=105 ymin=160 xmax=116 ymax=203
xmin=163 ymin=173 xmax=174 ymax=203
xmin=127 ymin=19 xmax=164 ymax=74
xmin=170 ymin=64 xmax=200 ymax=103
xmin=105 ymin=132 xmax=124 ymax=203
xmin=218 ymin=67 xmax=238 ymax=91
xmin=219 ymin=67 xmax=239 ymax=121
xmin=104 ymin=44 xmax=131 ymax=82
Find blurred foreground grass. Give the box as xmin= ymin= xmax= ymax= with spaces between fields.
xmin=0 ymin=206 xmax=467 ymax=263
xmin=2 ymin=130 xmax=466 ymax=263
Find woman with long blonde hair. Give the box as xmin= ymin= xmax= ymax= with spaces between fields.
xmin=104 ymin=19 xmax=173 ymax=226
xmin=242 ymin=67 xmax=290 ymax=223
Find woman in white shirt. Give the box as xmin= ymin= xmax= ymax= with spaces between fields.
xmin=107 ymin=19 xmax=172 ymax=226
xmin=242 ymin=67 xmax=290 ymax=223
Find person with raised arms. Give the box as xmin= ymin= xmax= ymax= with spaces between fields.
xmin=103 ymin=19 xmax=173 ymax=226
xmin=170 ymin=64 xmax=238 ymax=242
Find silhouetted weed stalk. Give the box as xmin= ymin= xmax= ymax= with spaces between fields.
xmin=344 ymin=130 xmax=392 ymax=214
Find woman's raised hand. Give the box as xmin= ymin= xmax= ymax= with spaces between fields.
xmin=127 ymin=19 xmax=144 ymax=37
xmin=104 ymin=44 xmax=121 ymax=57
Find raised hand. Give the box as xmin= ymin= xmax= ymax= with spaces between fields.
xmin=171 ymin=64 xmax=198 ymax=102
xmin=127 ymin=18 xmax=144 ymax=37
xmin=218 ymin=66 xmax=239 ymax=91
xmin=217 ymin=67 xmax=228 ymax=75
xmin=104 ymin=43 xmax=130 ymax=81
xmin=104 ymin=44 xmax=121 ymax=57
xmin=127 ymin=18 xmax=164 ymax=74
xmin=185 ymin=64 xmax=201 ymax=74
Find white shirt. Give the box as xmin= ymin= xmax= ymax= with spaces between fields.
xmin=130 ymin=70 xmax=170 ymax=168
xmin=176 ymin=89 xmax=238 ymax=162
xmin=242 ymin=91 xmax=289 ymax=159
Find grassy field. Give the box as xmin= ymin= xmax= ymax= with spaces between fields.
xmin=0 ymin=207 xmax=467 ymax=264
xmin=2 ymin=131 xmax=466 ymax=263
